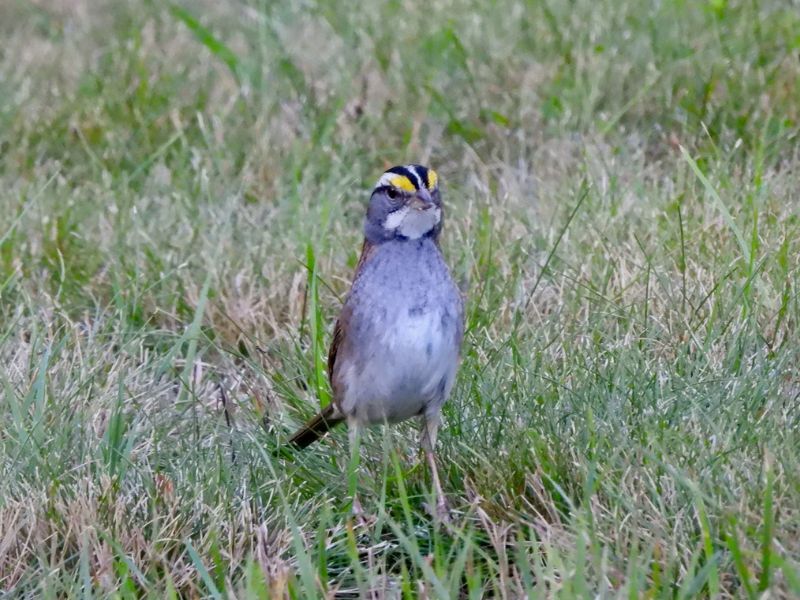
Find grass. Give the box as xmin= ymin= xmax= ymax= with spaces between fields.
xmin=1 ymin=0 xmax=799 ymax=596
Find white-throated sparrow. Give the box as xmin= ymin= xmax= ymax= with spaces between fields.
xmin=289 ymin=165 xmax=464 ymax=520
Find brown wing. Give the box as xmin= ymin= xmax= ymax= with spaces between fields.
xmin=327 ymin=312 xmax=348 ymax=388
xmin=327 ymin=239 xmax=376 ymax=388
xmin=289 ymin=241 xmax=377 ymax=448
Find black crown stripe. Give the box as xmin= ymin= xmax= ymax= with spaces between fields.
xmin=385 ymin=165 xmax=420 ymax=190
xmin=410 ymin=164 xmax=430 ymax=190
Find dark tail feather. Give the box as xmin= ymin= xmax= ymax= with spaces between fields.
xmin=288 ymin=404 xmax=345 ymax=448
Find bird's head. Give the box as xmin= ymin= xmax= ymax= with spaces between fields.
xmin=364 ymin=164 xmax=442 ymax=243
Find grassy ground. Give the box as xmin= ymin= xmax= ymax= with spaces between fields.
xmin=1 ymin=0 xmax=799 ymax=596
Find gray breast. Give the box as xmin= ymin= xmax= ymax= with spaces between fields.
xmin=336 ymin=239 xmax=463 ymax=424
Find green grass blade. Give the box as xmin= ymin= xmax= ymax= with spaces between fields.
xmin=184 ymin=539 xmax=223 ymax=600
xmin=168 ymin=4 xmax=242 ymax=82
xmin=680 ymin=146 xmax=750 ymax=264
xmin=758 ymin=455 xmax=775 ymax=592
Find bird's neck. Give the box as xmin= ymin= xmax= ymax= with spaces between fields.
xmin=363 ymin=225 xmax=440 ymax=246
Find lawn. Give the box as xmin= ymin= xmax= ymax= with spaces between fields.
xmin=1 ymin=0 xmax=799 ymax=597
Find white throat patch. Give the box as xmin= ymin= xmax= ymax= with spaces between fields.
xmin=383 ymin=207 xmax=441 ymax=239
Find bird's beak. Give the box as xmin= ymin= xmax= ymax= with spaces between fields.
xmin=409 ymin=188 xmax=433 ymax=210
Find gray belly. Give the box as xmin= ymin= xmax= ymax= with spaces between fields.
xmin=334 ymin=239 xmax=463 ymax=425
xmin=339 ymin=306 xmax=460 ymax=424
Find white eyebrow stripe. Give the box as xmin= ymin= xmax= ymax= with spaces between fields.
xmin=377 ymin=172 xmax=397 ymax=188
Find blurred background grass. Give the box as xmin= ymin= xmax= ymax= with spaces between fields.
xmin=1 ymin=0 xmax=799 ymax=596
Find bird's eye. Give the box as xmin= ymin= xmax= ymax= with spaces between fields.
xmin=386 ymin=188 xmax=399 ymax=199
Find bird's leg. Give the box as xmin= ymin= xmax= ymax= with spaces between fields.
xmin=421 ymin=414 xmax=450 ymax=523
xmin=347 ymin=422 xmax=364 ymax=517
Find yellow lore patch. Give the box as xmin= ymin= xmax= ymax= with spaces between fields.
xmin=387 ymin=175 xmax=417 ymax=192
xmin=426 ymin=169 xmax=438 ymax=190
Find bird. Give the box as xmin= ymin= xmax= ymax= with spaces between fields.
xmin=287 ymin=164 xmax=464 ymax=521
